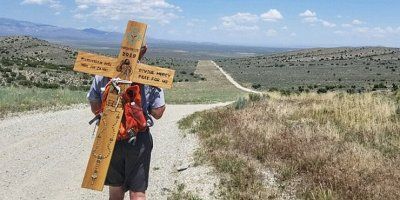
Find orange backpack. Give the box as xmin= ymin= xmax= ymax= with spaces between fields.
xmin=100 ymin=82 xmax=148 ymax=140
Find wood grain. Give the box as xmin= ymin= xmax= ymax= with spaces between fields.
xmin=81 ymin=101 xmax=123 ymax=191
xmin=73 ymin=52 xmax=117 ymax=78
xmin=132 ymin=63 xmax=175 ymax=89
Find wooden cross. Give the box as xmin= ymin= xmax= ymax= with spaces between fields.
xmin=72 ymin=21 xmax=175 ymax=191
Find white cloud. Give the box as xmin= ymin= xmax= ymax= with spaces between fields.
xmin=352 ymin=19 xmax=364 ymax=25
xmin=303 ymin=17 xmax=318 ymax=23
xmin=342 ymin=23 xmax=352 ymax=28
xmin=77 ymin=4 xmax=88 ymax=10
xmin=186 ymin=18 xmax=205 ymax=27
xmin=260 ymin=9 xmax=283 ymax=22
xmin=266 ymin=28 xmax=278 ymax=36
xmin=218 ymin=12 xmax=259 ymax=31
xmin=74 ymin=0 xmax=181 ymax=24
xmin=299 ymin=10 xmax=316 ymax=17
xmin=222 ymin=12 xmax=258 ymax=24
xmin=356 ymin=27 xmax=369 ymax=33
xmin=21 ymin=0 xmax=63 ymax=11
xmin=321 ymin=20 xmax=336 ymax=28
xmin=290 ymin=32 xmax=297 ymax=37
xmin=299 ymin=10 xmax=336 ymax=28
xmin=281 ymin=26 xmax=288 ymax=30
xmin=342 ymin=19 xmax=364 ymax=28
xmin=334 ymin=30 xmax=346 ymax=35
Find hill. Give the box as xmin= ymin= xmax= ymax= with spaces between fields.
xmin=0 ymin=36 xmax=201 ymax=89
xmin=216 ymin=47 xmax=400 ymax=92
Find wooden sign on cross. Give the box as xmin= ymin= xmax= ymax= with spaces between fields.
xmin=72 ymin=21 xmax=175 ymax=191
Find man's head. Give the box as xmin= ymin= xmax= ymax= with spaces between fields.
xmin=139 ymin=38 xmax=147 ymax=60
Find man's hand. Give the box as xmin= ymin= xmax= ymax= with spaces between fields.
xmin=150 ymin=105 xmax=165 ymax=119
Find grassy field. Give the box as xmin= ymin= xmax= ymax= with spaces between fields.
xmin=165 ymin=60 xmax=247 ymax=104
xmin=216 ymin=47 xmax=400 ymax=93
xmin=0 ymin=87 xmax=87 ymax=117
xmin=179 ymin=91 xmax=400 ymax=199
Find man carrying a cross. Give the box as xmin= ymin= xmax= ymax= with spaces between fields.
xmin=87 ymin=42 xmax=166 ymax=200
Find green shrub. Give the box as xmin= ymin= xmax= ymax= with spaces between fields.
xmin=251 ymin=83 xmax=261 ymax=89
xmin=249 ymin=93 xmax=262 ymax=102
xmin=317 ymin=88 xmax=328 ymax=94
xmin=373 ymin=83 xmax=387 ymax=90
xmin=234 ymin=97 xmax=247 ymax=110
xmin=16 ymin=74 xmax=27 ymax=80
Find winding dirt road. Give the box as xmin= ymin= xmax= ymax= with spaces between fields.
xmin=0 ymin=103 xmax=226 ymax=199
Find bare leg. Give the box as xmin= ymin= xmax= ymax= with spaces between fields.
xmin=129 ymin=191 xmax=146 ymax=200
xmin=109 ymin=186 xmax=125 ymax=200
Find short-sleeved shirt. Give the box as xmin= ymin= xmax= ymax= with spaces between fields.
xmin=87 ymin=75 xmax=165 ymax=112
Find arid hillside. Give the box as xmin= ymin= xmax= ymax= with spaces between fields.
xmin=0 ymin=36 xmax=201 ymax=90
xmin=216 ymin=47 xmax=400 ymax=92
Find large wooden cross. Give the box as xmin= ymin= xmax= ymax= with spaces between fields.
xmin=73 ymin=21 xmax=175 ymax=191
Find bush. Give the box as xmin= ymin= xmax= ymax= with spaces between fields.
xmin=234 ymin=97 xmax=247 ymax=110
xmin=34 ymin=82 xmax=60 ymax=89
xmin=16 ymin=74 xmax=26 ymax=80
xmin=373 ymin=83 xmax=387 ymax=90
xmin=0 ymin=67 xmax=12 ymax=73
xmin=6 ymin=77 xmax=13 ymax=83
xmin=280 ymin=89 xmax=291 ymax=96
xmin=317 ymin=88 xmax=328 ymax=93
xmin=392 ymin=83 xmax=398 ymax=91
xmin=249 ymin=93 xmax=262 ymax=102
xmin=251 ymin=83 xmax=261 ymax=89
xmin=19 ymin=80 xmax=33 ymax=87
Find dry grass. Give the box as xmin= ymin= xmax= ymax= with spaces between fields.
xmin=0 ymin=87 xmax=87 ymax=117
xmin=180 ymin=92 xmax=400 ymax=199
xmin=166 ymin=60 xmax=247 ymax=104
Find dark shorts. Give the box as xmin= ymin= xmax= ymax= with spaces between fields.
xmin=105 ymin=131 xmax=153 ymax=192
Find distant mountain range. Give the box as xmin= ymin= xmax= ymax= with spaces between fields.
xmin=0 ymin=17 xmax=293 ymax=58
xmin=0 ymin=17 xmax=123 ymax=43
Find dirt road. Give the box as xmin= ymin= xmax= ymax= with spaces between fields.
xmin=209 ymin=60 xmax=263 ymax=95
xmin=0 ymin=103 xmax=226 ymax=199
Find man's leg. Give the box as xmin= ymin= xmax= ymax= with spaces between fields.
xmin=129 ymin=191 xmax=146 ymax=200
xmin=109 ymin=186 xmax=125 ymax=200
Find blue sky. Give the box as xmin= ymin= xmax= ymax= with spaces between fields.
xmin=1 ymin=0 xmax=400 ymax=47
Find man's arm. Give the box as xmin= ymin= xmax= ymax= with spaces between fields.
xmin=150 ymin=105 xmax=165 ymax=119
xmin=87 ymin=76 xmax=108 ymax=115
xmin=90 ymin=101 xmax=102 ymax=115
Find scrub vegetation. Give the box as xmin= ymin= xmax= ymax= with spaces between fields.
xmin=179 ymin=92 xmax=400 ymax=199
xmin=216 ymin=47 xmax=400 ymax=93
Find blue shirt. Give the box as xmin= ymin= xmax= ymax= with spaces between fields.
xmin=87 ymin=75 xmax=165 ymax=112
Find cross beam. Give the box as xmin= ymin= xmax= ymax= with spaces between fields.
xmin=73 ymin=21 xmax=174 ymax=191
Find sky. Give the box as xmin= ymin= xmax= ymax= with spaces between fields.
xmin=1 ymin=0 xmax=400 ymax=47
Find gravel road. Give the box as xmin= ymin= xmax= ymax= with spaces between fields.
xmin=0 ymin=103 xmax=227 ymax=199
